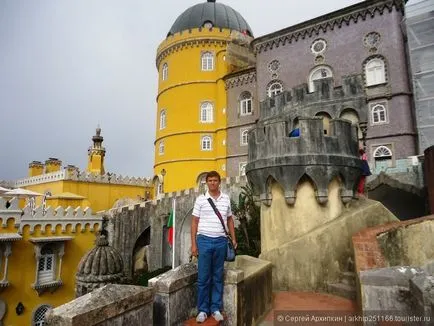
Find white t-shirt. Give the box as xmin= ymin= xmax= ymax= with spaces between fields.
xmin=192 ymin=191 xmax=232 ymax=238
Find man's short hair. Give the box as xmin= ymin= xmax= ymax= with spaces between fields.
xmin=206 ymin=170 xmax=221 ymax=182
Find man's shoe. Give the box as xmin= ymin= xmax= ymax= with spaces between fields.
xmin=212 ymin=311 xmax=224 ymax=322
xmin=196 ymin=312 xmax=207 ymax=323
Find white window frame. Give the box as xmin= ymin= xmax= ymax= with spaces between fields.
xmin=239 ymin=162 xmax=247 ymax=176
xmin=267 ymin=81 xmax=283 ymax=98
xmin=201 ymin=52 xmax=214 ymax=71
xmin=38 ymin=247 xmax=55 ymax=284
xmin=239 ymin=92 xmax=253 ymax=116
xmin=159 ymin=141 xmax=164 ymax=155
xmin=201 ymin=136 xmax=212 ymax=151
xmin=240 ymin=129 xmax=249 ymax=146
xmin=33 ymin=304 xmax=52 ymax=326
xmin=159 ymin=110 xmax=166 ymax=130
xmin=365 ymin=58 xmax=386 ymax=86
xmin=373 ymin=145 xmax=392 ymax=159
xmin=371 ymin=104 xmax=388 ymax=125
xmin=309 ymin=66 xmax=333 ymax=92
xmin=200 ymin=102 xmax=214 ymax=123
xmin=162 ymin=63 xmax=168 ymax=81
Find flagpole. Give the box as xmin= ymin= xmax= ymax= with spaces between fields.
xmin=172 ymin=197 xmax=176 ymax=269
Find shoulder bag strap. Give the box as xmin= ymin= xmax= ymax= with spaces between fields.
xmin=207 ymin=197 xmax=230 ymax=237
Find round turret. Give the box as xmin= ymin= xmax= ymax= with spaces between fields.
xmin=168 ymin=0 xmax=253 ymax=37
xmin=75 ymin=234 xmax=124 ymax=297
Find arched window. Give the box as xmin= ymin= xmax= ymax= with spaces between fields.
xmin=309 ymin=66 xmax=333 ymax=92
xmin=201 ymin=52 xmax=214 ymax=71
xmin=239 ymin=92 xmax=253 ymax=115
xmin=162 ymin=63 xmax=168 ymax=81
xmin=365 ymin=58 xmax=386 ymax=86
xmin=340 ymin=108 xmax=362 ymax=139
xmin=201 ymin=136 xmax=212 ymax=151
xmin=371 ymin=104 xmax=387 ymax=124
xmin=200 ymin=102 xmax=213 ymax=123
xmin=241 ymin=129 xmax=248 ymax=145
xmin=159 ymin=110 xmax=166 ymax=130
xmin=33 ymin=304 xmax=52 ymax=326
xmin=315 ymin=112 xmax=332 ymax=135
xmin=267 ymin=81 xmax=283 ymax=97
xmin=373 ymin=145 xmax=392 ymax=159
xmin=159 ymin=141 xmax=164 ymax=155
xmin=38 ymin=246 xmax=55 ymax=283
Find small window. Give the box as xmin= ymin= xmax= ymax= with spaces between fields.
xmin=371 ymin=104 xmax=387 ymax=124
xmin=201 ymin=52 xmax=214 ymax=71
xmin=201 ymin=136 xmax=212 ymax=151
xmin=38 ymin=246 xmax=55 ymax=283
xmin=33 ymin=304 xmax=52 ymax=326
xmin=267 ymin=81 xmax=283 ymax=97
xmin=365 ymin=58 xmax=386 ymax=86
xmin=159 ymin=141 xmax=164 ymax=155
xmin=373 ymin=145 xmax=392 ymax=159
xmin=239 ymin=162 xmax=247 ymax=176
xmin=200 ymin=102 xmax=213 ymax=123
xmin=240 ymin=92 xmax=253 ymax=116
xmin=241 ymin=129 xmax=249 ymax=146
xmin=309 ymin=66 xmax=332 ymax=92
xmin=160 ymin=110 xmax=166 ymax=129
xmin=162 ymin=63 xmax=168 ymax=81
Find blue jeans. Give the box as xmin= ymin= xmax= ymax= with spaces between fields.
xmin=196 ymin=234 xmax=227 ymax=314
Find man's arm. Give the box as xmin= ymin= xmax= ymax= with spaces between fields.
xmin=227 ymin=215 xmax=237 ymax=249
xmin=191 ymin=216 xmax=200 ymax=256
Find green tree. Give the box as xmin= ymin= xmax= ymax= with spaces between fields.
xmin=231 ymin=185 xmax=261 ymax=257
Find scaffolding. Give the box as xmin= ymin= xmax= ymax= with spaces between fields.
xmin=405 ymin=0 xmax=434 ymax=153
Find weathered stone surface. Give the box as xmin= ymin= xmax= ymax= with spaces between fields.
xmin=260 ymin=195 xmax=398 ymax=291
xmin=75 ymin=234 xmax=125 ymax=297
xmin=377 ymin=219 xmax=434 ymax=267
xmin=360 ymin=266 xmax=432 ymax=318
xmin=149 ymin=262 xmax=198 ymax=326
xmin=409 ymin=274 xmax=434 ymax=319
xmin=45 ymin=284 xmax=154 ymax=326
xmin=149 ymin=256 xmax=272 ymax=326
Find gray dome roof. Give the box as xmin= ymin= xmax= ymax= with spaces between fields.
xmin=76 ymin=235 xmax=124 ymax=283
xmin=168 ymin=0 xmax=253 ymax=37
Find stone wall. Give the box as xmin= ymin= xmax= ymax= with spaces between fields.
xmin=45 ymin=284 xmax=154 ymax=326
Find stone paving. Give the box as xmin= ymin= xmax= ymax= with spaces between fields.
xmin=184 ymin=291 xmax=358 ymax=325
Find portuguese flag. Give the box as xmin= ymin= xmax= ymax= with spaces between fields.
xmin=167 ymin=211 xmax=174 ymax=247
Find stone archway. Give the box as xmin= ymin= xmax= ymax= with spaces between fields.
xmin=132 ymin=227 xmax=151 ymax=278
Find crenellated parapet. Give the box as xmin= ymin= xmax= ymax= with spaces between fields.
xmin=15 ymin=169 xmax=151 ymax=187
xmin=0 ymin=197 xmax=102 ymax=235
xmin=259 ymin=75 xmax=366 ymax=121
xmin=246 ymin=116 xmax=363 ymax=205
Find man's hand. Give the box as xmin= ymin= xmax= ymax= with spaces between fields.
xmin=191 ymin=243 xmax=198 ymax=257
xmin=232 ymin=239 xmax=238 ymax=250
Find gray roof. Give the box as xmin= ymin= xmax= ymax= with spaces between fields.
xmin=168 ymin=0 xmax=253 ymax=37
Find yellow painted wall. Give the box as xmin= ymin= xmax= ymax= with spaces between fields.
xmin=154 ymin=28 xmax=231 ymax=192
xmin=23 ymin=180 xmax=149 ymax=212
xmin=0 ymin=216 xmax=99 ymax=326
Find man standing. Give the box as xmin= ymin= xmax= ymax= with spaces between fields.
xmin=191 ymin=171 xmax=237 ymax=323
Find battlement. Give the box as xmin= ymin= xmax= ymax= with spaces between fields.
xmin=259 ymin=75 xmax=365 ymax=121
xmin=246 ymin=116 xmax=363 ymax=205
xmin=15 ymin=169 xmax=151 ymax=187
xmin=107 ymin=175 xmax=248 ymax=214
xmin=0 ymin=197 xmax=102 ymax=234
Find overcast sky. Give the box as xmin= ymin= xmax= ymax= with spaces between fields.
xmin=0 ymin=0 xmax=421 ymax=181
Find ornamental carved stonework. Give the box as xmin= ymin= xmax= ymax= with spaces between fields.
xmin=364 ymin=32 xmax=381 ymax=54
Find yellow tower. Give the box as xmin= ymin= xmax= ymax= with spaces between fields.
xmin=154 ymin=0 xmax=252 ymax=193
xmin=87 ymin=127 xmax=106 ymax=175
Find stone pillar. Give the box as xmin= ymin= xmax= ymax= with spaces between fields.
xmin=45 ymin=284 xmax=153 ymax=326
xmin=149 ymin=263 xmax=198 ymax=326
